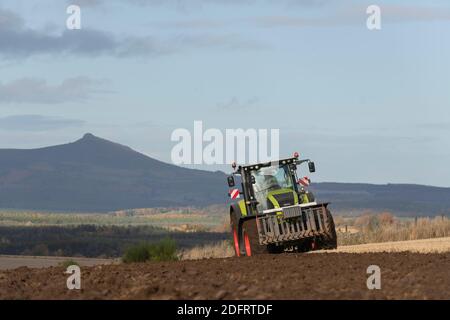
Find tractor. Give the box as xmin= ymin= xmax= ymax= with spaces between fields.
xmin=227 ymin=152 xmax=337 ymax=256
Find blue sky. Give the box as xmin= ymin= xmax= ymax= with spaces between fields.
xmin=0 ymin=0 xmax=449 ymax=186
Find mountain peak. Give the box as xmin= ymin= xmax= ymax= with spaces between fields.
xmin=82 ymin=133 xmax=96 ymax=140
xmin=74 ymin=133 xmax=133 ymax=153
xmin=83 ymin=132 xmax=95 ymax=139
xmin=76 ymin=133 xmax=112 ymax=145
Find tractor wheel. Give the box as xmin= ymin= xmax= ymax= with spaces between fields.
xmin=320 ymin=209 xmax=337 ymax=249
xmin=230 ymin=218 xmax=241 ymax=257
xmin=241 ymin=218 xmax=269 ymax=256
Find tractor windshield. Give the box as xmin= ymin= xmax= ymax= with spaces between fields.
xmin=252 ymin=165 xmax=295 ymax=211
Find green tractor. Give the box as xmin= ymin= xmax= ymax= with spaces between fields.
xmin=227 ymin=153 xmax=337 ymax=256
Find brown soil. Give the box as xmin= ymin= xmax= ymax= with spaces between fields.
xmin=0 ymin=252 xmax=448 ymax=300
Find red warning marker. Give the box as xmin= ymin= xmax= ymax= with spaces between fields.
xmin=298 ymin=177 xmax=311 ymax=187
xmin=229 ymin=189 xmax=240 ymax=199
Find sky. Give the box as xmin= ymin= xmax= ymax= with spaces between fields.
xmin=0 ymin=0 xmax=449 ymax=187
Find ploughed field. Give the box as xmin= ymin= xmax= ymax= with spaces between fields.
xmin=0 ymin=252 xmax=448 ymax=300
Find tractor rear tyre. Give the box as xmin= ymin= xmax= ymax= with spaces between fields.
xmin=320 ymin=209 xmax=337 ymax=249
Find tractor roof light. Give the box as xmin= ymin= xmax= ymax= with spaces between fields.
xmin=231 ymin=161 xmax=237 ymax=169
xmin=293 ymin=152 xmax=299 ymax=158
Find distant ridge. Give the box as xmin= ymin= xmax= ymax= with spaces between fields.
xmin=310 ymin=182 xmax=450 ymax=216
xmin=0 ymin=133 xmax=227 ymax=211
xmin=0 ymin=134 xmax=449 ymax=215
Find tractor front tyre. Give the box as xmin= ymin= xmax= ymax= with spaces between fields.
xmin=241 ymin=218 xmax=269 ymax=256
xmin=230 ymin=219 xmax=241 ymax=257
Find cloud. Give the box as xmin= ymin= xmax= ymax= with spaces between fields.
xmin=148 ymin=19 xmax=231 ymax=30
xmin=4 ymin=2 xmax=446 ymax=61
xmin=417 ymin=122 xmax=450 ymax=131
xmin=0 ymin=8 xmax=119 ymax=59
xmin=139 ymin=3 xmax=449 ymax=30
xmin=115 ymin=33 xmax=265 ymax=57
xmin=0 ymin=115 xmax=85 ymax=131
xmin=382 ymin=5 xmax=450 ymax=23
xmin=253 ymin=4 xmax=450 ymax=29
xmin=68 ymin=0 xmax=334 ymax=9
xmin=0 ymin=7 xmax=23 ymax=28
xmin=217 ymin=96 xmax=260 ymax=110
xmin=0 ymin=77 xmax=108 ymax=104
xmin=176 ymin=33 xmax=266 ymax=50
xmin=0 ymin=8 xmax=264 ymax=59
xmin=67 ymin=0 xmax=255 ymax=8
xmin=70 ymin=0 xmax=104 ymax=7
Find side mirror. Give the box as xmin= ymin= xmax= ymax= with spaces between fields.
xmin=308 ymin=162 xmax=316 ymax=173
xmin=227 ymin=175 xmax=235 ymax=187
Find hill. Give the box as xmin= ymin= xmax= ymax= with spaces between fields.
xmin=310 ymin=182 xmax=450 ymax=216
xmin=0 ymin=134 xmax=226 ymax=211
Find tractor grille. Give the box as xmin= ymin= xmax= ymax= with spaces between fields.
xmin=282 ymin=205 xmax=303 ymax=219
xmin=257 ymin=205 xmax=328 ymax=245
xmin=270 ymin=192 xmax=296 ymax=208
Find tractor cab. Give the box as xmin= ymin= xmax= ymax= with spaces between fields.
xmin=253 ymin=165 xmax=297 ymax=211
xmin=227 ymin=153 xmax=316 ymax=216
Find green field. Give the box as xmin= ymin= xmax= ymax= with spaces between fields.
xmin=0 ymin=207 xmax=227 ymax=231
xmin=0 ymin=208 xmax=229 ymax=258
